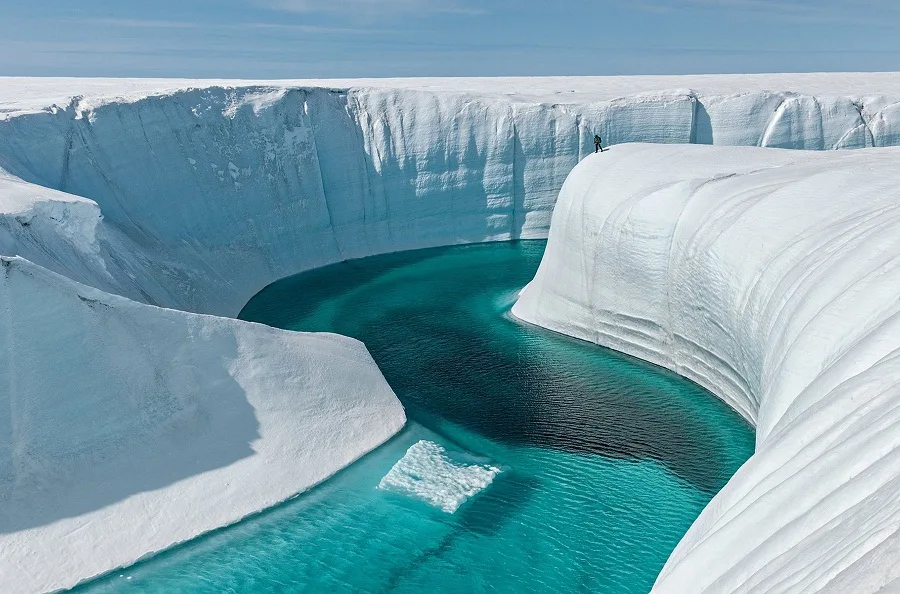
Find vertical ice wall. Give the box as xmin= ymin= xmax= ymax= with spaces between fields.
xmin=2 ymin=85 xmax=899 ymax=316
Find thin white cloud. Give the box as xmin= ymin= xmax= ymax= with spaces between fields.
xmin=625 ymin=0 xmax=900 ymax=25
xmin=263 ymin=0 xmax=486 ymax=16
xmin=60 ymin=17 xmax=385 ymax=35
xmin=76 ymin=18 xmax=202 ymax=29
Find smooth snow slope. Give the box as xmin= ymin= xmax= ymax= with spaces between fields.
xmin=513 ymin=143 xmax=900 ymax=592
xmin=0 ymin=158 xmax=405 ymax=593
xmin=0 ymin=255 xmax=405 ymax=593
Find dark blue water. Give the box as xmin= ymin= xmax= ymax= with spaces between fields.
xmin=78 ymin=240 xmax=753 ymax=593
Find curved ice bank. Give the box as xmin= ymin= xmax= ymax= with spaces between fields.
xmin=513 ymin=143 xmax=900 ymax=592
xmin=0 ymin=159 xmax=406 ymax=594
xmin=0 ymin=255 xmax=405 ymax=592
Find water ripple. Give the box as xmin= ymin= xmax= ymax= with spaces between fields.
xmin=78 ymin=241 xmax=754 ymax=594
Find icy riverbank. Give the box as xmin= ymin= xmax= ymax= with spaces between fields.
xmin=0 ymin=256 xmax=405 ymax=593
xmin=513 ymin=143 xmax=900 ymax=592
xmin=2 ymin=76 xmax=900 ymax=592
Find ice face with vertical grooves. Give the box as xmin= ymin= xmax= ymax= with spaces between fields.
xmin=3 ymin=77 xmax=900 ymax=317
xmin=2 ymin=76 xmax=900 ymax=592
xmin=513 ymin=143 xmax=900 ymax=592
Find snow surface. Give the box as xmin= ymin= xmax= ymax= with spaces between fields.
xmin=0 ymin=256 xmax=405 ymax=593
xmin=2 ymin=76 xmax=900 ymax=592
xmin=513 ymin=143 xmax=900 ymax=592
xmin=378 ymin=440 xmax=501 ymax=513
xmin=5 ymin=73 xmax=900 ymax=119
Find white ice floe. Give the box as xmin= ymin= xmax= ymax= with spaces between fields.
xmin=378 ymin=440 xmax=501 ymax=513
xmin=513 ymin=143 xmax=900 ymax=593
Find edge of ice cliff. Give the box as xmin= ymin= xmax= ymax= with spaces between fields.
xmin=3 ymin=75 xmax=900 ymax=318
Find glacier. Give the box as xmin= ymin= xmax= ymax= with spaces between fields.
xmin=3 ymin=74 xmax=900 ymax=317
xmin=2 ymin=74 xmax=900 ymax=592
xmin=513 ymin=143 xmax=900 ymax=592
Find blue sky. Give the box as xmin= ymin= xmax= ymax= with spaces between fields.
xmin=2 ymin=0 xmax=899 ymax=78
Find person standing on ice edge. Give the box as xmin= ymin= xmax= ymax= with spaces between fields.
xmin=594 ymin=134 xmax=604 ymax=153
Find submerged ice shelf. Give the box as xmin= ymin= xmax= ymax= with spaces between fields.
xmin=1 ymin=75 xmax=900 ymax=591
xmin=514 ymin=143 xmax=900 ymax=592
xmin=378 ymin=440 xmax=502 ymax=514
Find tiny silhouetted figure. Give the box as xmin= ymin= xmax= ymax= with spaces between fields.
xmin=594 ymin=134 xmax=604 ymax=153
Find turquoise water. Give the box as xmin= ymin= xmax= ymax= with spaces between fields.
xmin=79 ymin=240 xmax=754 ymax=593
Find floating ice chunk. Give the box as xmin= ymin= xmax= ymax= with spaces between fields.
xmin=378 ymin=440 xmax=501 ymax=513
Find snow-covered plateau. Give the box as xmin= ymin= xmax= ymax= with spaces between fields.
xmin=2 ymin=74 xmax=900 ymax=592
xmin=513 ymin=143 xmax=900 ymax=592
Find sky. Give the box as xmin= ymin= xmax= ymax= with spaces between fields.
xmin=2 ymin=0 xmax=900 ymax=78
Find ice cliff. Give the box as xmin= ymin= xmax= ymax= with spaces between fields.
xmin=3 ymin=75 xmax=900 ymax=317
xmin=513 ymin=143 xmax=900 ymax=592
xmin=2 ymin=75 xmax=900 ymax=592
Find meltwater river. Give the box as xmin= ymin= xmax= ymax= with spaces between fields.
xmin=79 ymin=240 xmax=753 ymax=593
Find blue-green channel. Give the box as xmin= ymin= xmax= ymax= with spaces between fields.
xmin=78 ymin=240 xmax=754 ymax=593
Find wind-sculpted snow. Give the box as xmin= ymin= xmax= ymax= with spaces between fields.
xmin=0 ymin=255 xmax=405 ymax=593
xmin=2 ymin=76 xmax=900 ymax=592
xmin=513 ymin=143 xmax=900 ymax=592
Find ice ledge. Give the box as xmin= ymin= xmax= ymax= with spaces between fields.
xmin=513 ymin=143 xmax=900 ymax=592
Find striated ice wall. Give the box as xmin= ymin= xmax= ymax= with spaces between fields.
xmin=513 ymin=143 xmax=900 ymax=593
xmin=2 ymin=81 xmax=900 ymax=317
